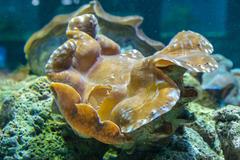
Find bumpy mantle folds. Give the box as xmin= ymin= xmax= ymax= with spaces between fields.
xmin=45 ymin=13 xmax=218 ymax=144
xmin=24 ymin=0 xmax=164 ymax=75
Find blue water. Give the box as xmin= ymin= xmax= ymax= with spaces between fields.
xmin=0 ymin=47 xmax=6 ymax=68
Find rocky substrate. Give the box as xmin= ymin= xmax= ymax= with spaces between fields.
xmin=214 ymin=105 xmax=240 ymax=160
xmin=0 ymin=75 xmax=239 ymax=160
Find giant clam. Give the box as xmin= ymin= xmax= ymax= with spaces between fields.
xmin=45 ymin=12 xmax=218 ymax=145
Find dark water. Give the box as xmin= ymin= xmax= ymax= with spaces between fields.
xmin=0 ymin=0 xmax=239 ymax=71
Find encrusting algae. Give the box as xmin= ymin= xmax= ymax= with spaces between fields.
xmin=45 ymin=12 xmax=218 ymax=144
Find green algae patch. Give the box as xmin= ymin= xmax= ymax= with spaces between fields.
xmin=27 ymin=117 xmax=71 ymax=160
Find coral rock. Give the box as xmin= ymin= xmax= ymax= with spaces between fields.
xmin=214 ymin=105 xmax=240 ymax=160
xmin=153 ymin=127 xmax=223 ymax=160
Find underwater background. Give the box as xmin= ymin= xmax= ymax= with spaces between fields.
xmin=1 ymin=1 xmax=240 ymax=160
xmin=0 ymin=0 xmax=240 ymax=71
